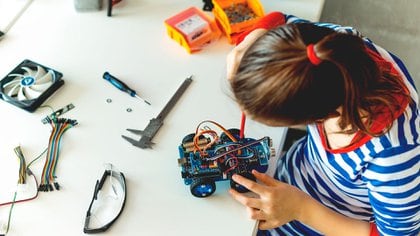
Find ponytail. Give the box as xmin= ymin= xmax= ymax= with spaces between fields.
xmin=231 ymin=23 xmax=408 ymax=135
xmin=314 ymin=33 xmax=408 ymax=135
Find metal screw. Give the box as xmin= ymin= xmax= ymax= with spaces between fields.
xmin=224 ymin=3 xmax=256 ymax=24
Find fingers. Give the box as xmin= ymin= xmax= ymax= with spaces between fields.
xmin=231 ymin=173 xmax=266 ymax=195
xmin=231 ymin=171 xmax=280 ymax=196
xmin=249 ymin=208 xmax=284 ymax=230
xmin=247 ymin=207 xmax=265 ymax=220
xmin=251 ymin=170 xmax=279 ymax=187
xmin=248 ymin=207 xmax=283 ymax=230
xmin=230 ymin=171 xmax=295 ymax=231
xmin=230 ymin=189 xmax=268 ymax=222
xmin=229 ymin=188 xmax=261 ymax=209
xmin=258 ymin=220 xmax=279 ymax=230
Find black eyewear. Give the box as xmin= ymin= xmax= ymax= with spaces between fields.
xmin=84 ymin=166 xmax=126 ymax=234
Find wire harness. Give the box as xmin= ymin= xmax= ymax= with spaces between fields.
xmin=38 ymin=117 xmax=78 ymax=192
xmin=0 ymin=146 xmax=39 ymax=235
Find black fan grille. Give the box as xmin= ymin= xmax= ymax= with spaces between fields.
xmin=0 ymin=59 xmax=64 ymax=112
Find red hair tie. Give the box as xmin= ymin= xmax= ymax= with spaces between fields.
xmin=307 ymin=44 xmax=322 ymax=65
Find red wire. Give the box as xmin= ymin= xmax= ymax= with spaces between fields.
xmin=0 ymin=172 xmax=39 ymax=207
xmin=240 ymin=112 xmax=246 ymax=139
xmin=41 ymin=122 xmax=56 ymax=184
xmin=224 ymin=155 xmax=238 ymax=174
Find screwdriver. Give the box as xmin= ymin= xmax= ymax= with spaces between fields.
xmin=103 ymin=71 xmax=151 ymax=105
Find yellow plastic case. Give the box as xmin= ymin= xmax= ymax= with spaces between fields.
xmin=165 ymin=7 xmax=221 ymax=54
xmin=212 ymin=0 xmax=264 ymax=44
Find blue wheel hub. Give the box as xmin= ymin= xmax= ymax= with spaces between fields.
xmin=193 ymin=184 xmax=214 ymax=197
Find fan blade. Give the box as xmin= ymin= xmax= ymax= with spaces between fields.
xmin=21 ymin=66 xmax=36 ymax=77
xmin=5 ymin=83 xmax=21 ymax=97
xmin=35 ymin=70 xmax=54 ymax=84
xmin=7 ymin=73 xmax=25 ymax=79
xmin=23 ymin=86 xmax=42 ymax=99
xmin=33 ymin=66 xmax=47 ymax=80
xmin=3 ymin=79 xmax=21 ymax=89
xmin=17 ymin=86 xmax=27 ymax=101
xmin=31 ymin=80 xmax=52 ymax=92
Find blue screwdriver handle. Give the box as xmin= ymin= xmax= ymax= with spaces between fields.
xmin=103 ymin=71 xmax=136 ymax=97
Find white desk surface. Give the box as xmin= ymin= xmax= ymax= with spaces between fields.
xmin=0 ymin=0 xmax=323 ymax=235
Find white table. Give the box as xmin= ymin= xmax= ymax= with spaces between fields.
xmin=0 ymin=0 xmax=323 ymax=235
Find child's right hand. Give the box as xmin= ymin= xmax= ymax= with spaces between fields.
xmin=228 ymin=169 xmax=308 ymax=230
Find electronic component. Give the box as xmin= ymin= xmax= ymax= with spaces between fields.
xmin=41 ymin=103 xmax=75 ymax=124
xmin=14 ymin=146 xmax=27 ymax=184
xmin=39 ymin=117 xmax=78 ymax=192
xmin=177 ymin=121 xmax=275 ymax=197
xmin=0 ymin=59 xmax=64 ymax=112
xmin=0 ymin=145 xmax=39 ymax=235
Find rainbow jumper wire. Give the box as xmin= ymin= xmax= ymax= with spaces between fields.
xmin=38 ymin=117 xmax=77 ymax=192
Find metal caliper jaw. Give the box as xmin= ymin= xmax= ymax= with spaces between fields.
xmin=121 ymin=131 xmax=155 ymax=149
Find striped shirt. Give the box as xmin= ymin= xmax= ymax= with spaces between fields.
xmin=261 ymin=14 xmax=420 ymax=236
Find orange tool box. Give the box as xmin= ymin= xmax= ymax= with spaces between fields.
xmin=212 ymin=0 xmax=264 ymax=44
xmin=164 ymin=7 xmax=221 ymax=54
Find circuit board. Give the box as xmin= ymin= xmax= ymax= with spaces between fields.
xmin=177 ymin=128 xmax=274 ymax=197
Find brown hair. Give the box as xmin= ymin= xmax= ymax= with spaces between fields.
xmin=230 ymin=23 xmax=409 ymax=136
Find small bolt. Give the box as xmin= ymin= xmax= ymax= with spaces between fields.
xmin=106 ymin=98 xmax=112 ymax=103
xmin=126 ymin=108 xmax=132 ymax=112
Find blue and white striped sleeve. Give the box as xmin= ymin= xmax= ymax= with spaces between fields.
xmin=364 ymin=145 xmax=420 ymax=236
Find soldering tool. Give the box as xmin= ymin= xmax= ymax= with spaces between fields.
xmin=103 ymin=71 xmax=151 ymax=105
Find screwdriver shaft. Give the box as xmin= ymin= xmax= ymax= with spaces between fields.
xmin=135 ymin=94 xmax=151 ymax=105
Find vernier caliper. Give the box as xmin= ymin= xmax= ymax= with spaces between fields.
xmin=122 ymin=75 xmax=193 ymax=149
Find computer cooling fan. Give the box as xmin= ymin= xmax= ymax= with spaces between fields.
xmin=0 ymin=59 xmax=64 ymax=112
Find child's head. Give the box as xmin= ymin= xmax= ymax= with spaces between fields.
xmin=230 ymin=23 xmax=407 ymax=134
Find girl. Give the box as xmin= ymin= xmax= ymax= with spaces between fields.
xmin=227 ymin=12 xmax=419 ymax=236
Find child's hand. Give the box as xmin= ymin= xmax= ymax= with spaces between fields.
xmin=229 ymin=169 xmax=308 ymax=230
xmin=226 ymin=28 xmax=267 ymax=81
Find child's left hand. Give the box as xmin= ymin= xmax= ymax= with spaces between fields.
xmin=229 ymin=169 xmax=309 ymax=230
